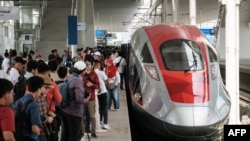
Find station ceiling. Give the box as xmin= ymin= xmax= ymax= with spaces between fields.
xmin=14 ymin=0 xmax=220 ymax=32
xmin=93 ymin=0 xmax=220 ymax=32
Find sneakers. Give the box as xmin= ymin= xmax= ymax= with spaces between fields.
xmin=91 ymin=133 xmax=98 ymax=138
xmin=102 ymin=124 xmax=111 ymax=130
xmin=96 ymin=129 xmax=107 ymax=133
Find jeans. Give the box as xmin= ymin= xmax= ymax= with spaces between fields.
xmin=107 ymin=86 xmax=120 ymax=109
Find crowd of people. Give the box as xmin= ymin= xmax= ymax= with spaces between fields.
xmin=0 ymin=46 xmax=127 ymax=141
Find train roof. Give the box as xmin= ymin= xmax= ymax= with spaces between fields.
xmin=145 ymin=23 xmax=201 ymax=40
xmin=131 ymin=23 xmax=205 ymax=51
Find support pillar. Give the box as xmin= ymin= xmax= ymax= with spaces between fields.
xmin=225 ymin=0 xmax=240 ymax=124
xmin=85 ymin=0 xmax=96 ymax=47
xmin=161 ymin=0 xmax=167 ymax=23
xmin=189 ymin=0 xmax=196 ymax=25
xmin=172 ymin=0 xmax=179 ymax=23
xmin=77 ymin=0 xmax=86 ymax=49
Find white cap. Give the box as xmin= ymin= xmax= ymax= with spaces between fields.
xmin=74 ymin=61 xmax=86 ymax=71
xmin=94 ymin=51 xmax=101 ymax=56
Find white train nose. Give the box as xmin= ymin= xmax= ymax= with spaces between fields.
xmin=165 ymin=107 xmax=219 ymax=126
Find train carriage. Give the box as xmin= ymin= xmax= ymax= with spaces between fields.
xmin=125 ymin=23 xmax=231 ymax=141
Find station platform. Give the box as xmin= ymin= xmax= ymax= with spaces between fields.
xmin=219 ymin=58 xmax=250 ymax=125
xmin=219 ymin=59 xmax=250 ymax=92
xmin=219 ymin=59 xmax=250 ymax=72
xmin=82 ymin=89 xmax=131 ymax=141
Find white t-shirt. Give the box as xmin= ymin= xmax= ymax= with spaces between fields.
xmin=113 ymin=56 xmax=126 ymax=73
xmin=94 ymin=69 xmax=108 ymax=95
xmin=24 ymin=72 xmax=33 ymax=79
xmin=0 ymin=70 xmax=10 ymax=80
xmin=8 ymin=67 xmax=20 ymax=85
xmin=1 ymin=57 xmax=10 ymax=73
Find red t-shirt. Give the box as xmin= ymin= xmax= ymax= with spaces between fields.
xmin=0 ymin=106 xmax=15 ymax=141
xmin=46 ymin=81 xmax=62 ymax=112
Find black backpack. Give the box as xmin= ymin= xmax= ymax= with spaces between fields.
xmin=14 ymin=75 xmax=27 ymax=103
xmin=14 ymin=99 xmax=33 ymax=141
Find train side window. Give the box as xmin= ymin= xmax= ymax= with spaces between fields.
xmin=134 ymin=36 xmax=141 ymax=50
xmin=141 ymin=43 xmax=153 ymax=63
xmin=207 ymin=46 xmax=218 ymax=62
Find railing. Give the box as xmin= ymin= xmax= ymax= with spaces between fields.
xmin=212 ymin=4 xmax=225 ymax=47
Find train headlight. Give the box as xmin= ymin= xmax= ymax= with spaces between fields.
xmin=134 ymin=93 xmax=142 ymax=101
xmin=134 ymin=93 xmax=143 ymax=105
xmin=211 ymin=64 xmax=217 ymax=80
xmin=145 ymin=65 xmax=160 ymax=81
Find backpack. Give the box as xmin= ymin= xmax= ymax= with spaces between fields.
xmin=57 ymin=76 xmax=81 ymax=108
xmin=14 ymin=75 xmax=27 ymax=103
xmin=14 ymin=99 xmax=33 ymax=141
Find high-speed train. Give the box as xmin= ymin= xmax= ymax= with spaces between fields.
xmin=124 ymin=23 xmax=231 ymax=141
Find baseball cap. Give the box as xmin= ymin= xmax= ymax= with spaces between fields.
xmin=40 ymin=75 xmax=52 ymax=86
xmin=74 ymin=61 xmax=87 ymax=71
xmin=94 ymin=51 xmax=101 ymax=56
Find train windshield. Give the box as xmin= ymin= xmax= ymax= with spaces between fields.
xmin=160 ymin=39 xmax=204 ymax=71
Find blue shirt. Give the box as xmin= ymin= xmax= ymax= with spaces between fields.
xmin=15 ymin=94 xmax=41 ymax=141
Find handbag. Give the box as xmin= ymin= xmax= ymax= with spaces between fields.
xmin=106 ymin=81 xmax=115 ymax=89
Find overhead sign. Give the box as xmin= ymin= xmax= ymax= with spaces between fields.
xmin=95 ymin=30 xmax=106 ymax=37
xmin=68 ymin=16 xmax=77 ymax=45
xmin=77 ymin=22 xmax=86 ymax=30
xmin=96 ymin=30 xmax=103 ymax=37
xmin=200 ymin=29 xmax=212 ymax=35
xmin=0 ymin=7 xmax=20 ymax=20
